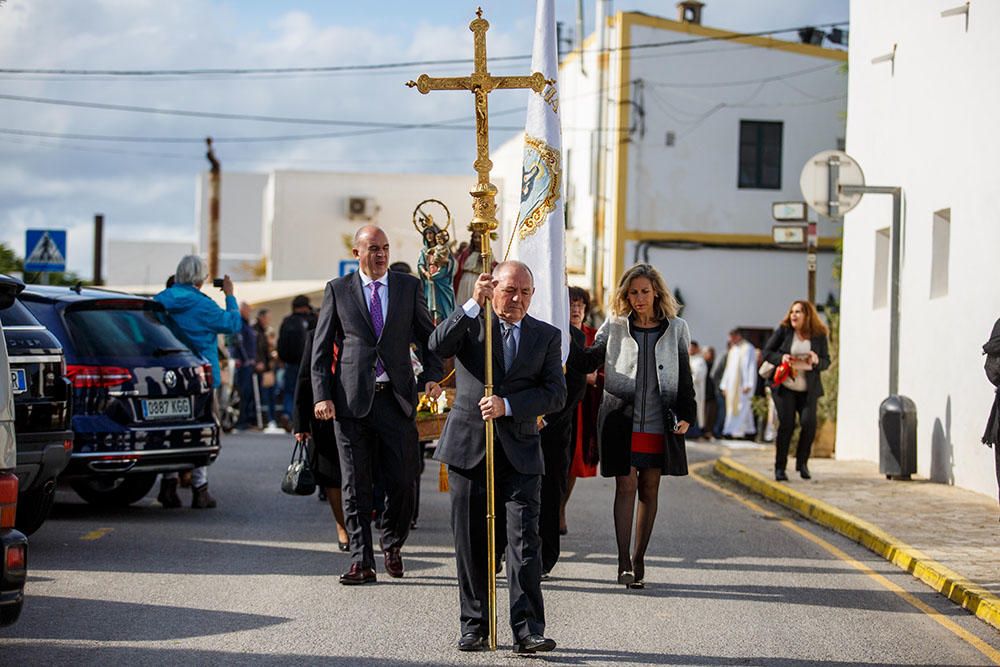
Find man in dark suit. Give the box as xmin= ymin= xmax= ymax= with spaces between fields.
xmin=539 ymin=321 xmax=587 ymax=578
xmin=312 ymin=225 xmax=443 ymax=585
xmin=429 ymin=261 xmax=566 ymax=654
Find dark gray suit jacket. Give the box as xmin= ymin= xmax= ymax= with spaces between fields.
xmin=311 ymin=270 xmax=442 ymax=420
xmin=429 ymin=307 xmax=566 ymax=475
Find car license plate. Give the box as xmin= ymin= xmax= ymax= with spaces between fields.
xmin=10 ymin=369 xmax=26 ymax=395
xmin=141 ymin=397 xmax=192 ymax=420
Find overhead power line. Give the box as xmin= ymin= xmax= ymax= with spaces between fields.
xmin=0 ymin=92 xmax=535 ymax=131
xmin=0 ymin=21 xmax=847 ymax=78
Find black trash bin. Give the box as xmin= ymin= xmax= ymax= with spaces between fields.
xmin=879 ymin=395 xmax=917 ymax=479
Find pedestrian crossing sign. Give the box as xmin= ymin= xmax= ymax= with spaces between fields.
xmin=24 ymin=229 xmax=67 ymax=273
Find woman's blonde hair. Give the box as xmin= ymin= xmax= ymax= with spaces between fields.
xmin=612 ymin=263 xmax=679 ymax=320
xmin=780 ymin=300 xmax=829 ymax=338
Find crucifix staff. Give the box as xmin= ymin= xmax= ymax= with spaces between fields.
xmin=407 ymin=7 xmax=549 ymax=652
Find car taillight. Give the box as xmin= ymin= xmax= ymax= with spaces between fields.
xmin=197 ymin=363 xmax=213 ymax=389
xmin=0 ymin=472 xmax=18 ymax=529
xmin=63 ymin=438 xmax=74 ymax=452
xmin=6 ymin=544 xmax=25 ymax=571
xmin=66 ymin=364 xmax=133 ymax=388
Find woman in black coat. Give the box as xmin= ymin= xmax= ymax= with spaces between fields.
xmin=293 ymin=328 xmax=349 ymax=551
xmin=762 ymin=300 xmax=831 ymax=481
xmin=568 ymin=264 xmax=697 ymax=589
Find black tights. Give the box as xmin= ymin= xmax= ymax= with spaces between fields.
xmin=613 ymin=467 xmax=662 ymax=581
xmin=774 ymin=388 xmax=817 ymax=471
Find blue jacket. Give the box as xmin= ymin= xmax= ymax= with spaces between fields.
xmin=154 ymin=284 xmax=241 ymax=388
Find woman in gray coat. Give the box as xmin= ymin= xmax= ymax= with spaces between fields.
xmin=568 ymin=264 xmax=696 ymax=589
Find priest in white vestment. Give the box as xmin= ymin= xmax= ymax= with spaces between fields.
xmin=689 ymin=341 xmax=708 ymax=436
xmin=721 ymin=330 xmax=757 ymax=438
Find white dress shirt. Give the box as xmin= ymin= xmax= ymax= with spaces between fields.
xmin=462 ymin=298 xmax=516 ymax=416
xmin=359 ymin=269 xmax=389 ymax=382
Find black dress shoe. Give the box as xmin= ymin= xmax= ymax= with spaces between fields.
xmin=383 ymin=546 xmax=404 ymax=578
xmin=775 ymin=468 xmax=789 ymax=481
xmin=339 ymin=563 xmax=376 ymax=585
xmin=798 ymin=463 xmax=811 ymax=479
xmin=513 ymin=634 xmax=556 ymax=654
xmin=457 ymin=632 xmax=488 ymax=652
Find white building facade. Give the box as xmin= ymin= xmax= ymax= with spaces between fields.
xmin=837 ymin=1 xmax=999 ymax=497
xmin=493 ymin=7 xmax=847 ymax=349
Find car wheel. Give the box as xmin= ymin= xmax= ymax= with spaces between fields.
xmin=15 ymin=482 xmax=56 ymax=536
xmin=0 ymin=599 xmax=23 ymax=627
xmin=69 ymin=473 xmax=158 ymax=507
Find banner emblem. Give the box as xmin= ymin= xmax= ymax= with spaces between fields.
xmin=516 ymin=135 xmax=561 ymax=240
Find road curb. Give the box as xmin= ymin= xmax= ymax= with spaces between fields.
xmin=714 ymin=456 xmax=1000 ymax=633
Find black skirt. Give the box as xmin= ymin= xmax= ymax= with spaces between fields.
xmin=307 ymin=418 xmax=342 ymax=488
xmin=600 ymin=407 xmax=688 ymax=478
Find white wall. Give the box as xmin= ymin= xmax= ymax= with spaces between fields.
xmin=838 ymin=0 xmax=1000 ymax=497
xmin=624 ymin=21 xmax=846 ymax=237
xmin=265 ymin=171 xmax=494 ymax=281
xmin=105 ymin=240 xmax=196 ymax=286
xmin=640 ymin=244 xmax=836 ymax=352
xmin=196 ymin=171 xmax=268 ymax=260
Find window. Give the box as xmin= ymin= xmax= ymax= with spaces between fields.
xmin=64 ymin=302 xmax=190 ymax=359
xmin=930 ymin=208 xmax=950 ymax=298
xmin=873 ymin=227 xmax=890 ymax=309
xmin=738 ymin=120 xmax=783 ymax=189
xmin=0 ymin=300 xmax=40 ymax=328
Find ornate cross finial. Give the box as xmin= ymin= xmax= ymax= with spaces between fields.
xmin=476 ymin=6 xmax=483 ymax=19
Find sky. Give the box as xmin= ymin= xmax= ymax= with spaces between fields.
xmin=0 ymin=0 xmax=848 ymax=277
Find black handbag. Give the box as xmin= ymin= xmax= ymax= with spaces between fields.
xmin=281 ymin=438 xmax=317 ymax=496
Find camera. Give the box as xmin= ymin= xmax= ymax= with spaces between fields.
xmin=212 ymin=278 xmax=225 ymax=289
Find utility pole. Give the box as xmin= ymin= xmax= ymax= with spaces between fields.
xmin=806 ymin=220 xmax=817 ymax=304
xmin=205 ymin=137 xmax=221 ymax=281
xmin=591 ymin=0 xmax=609 ymax=306
xmin=92 ymin=214 xmax=104 ymax=286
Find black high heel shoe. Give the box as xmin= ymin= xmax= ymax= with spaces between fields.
xmin=628 ymin=561 xmax=645 ymax=589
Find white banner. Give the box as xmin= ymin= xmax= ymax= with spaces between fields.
xmin=509 ymin=0 xmax=569 ymax=362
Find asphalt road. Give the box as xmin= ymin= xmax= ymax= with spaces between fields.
xmin=2 ymin=432 xmax=999 ymax=666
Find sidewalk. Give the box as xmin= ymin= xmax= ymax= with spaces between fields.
xmin=712 ymin=442 xmax=1000 ymax=632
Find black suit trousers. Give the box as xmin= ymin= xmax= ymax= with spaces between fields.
xmin=333 ymin=389 xmax=419 ymax=569
xmin=448 ymin=444 xmax=545 ymax=640
xmin=539 ymin=415 xmax=573 ymax=574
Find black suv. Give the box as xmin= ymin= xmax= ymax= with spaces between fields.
xmin=20 ymin=286 xmax=220 ymax=507
xmin=0 ymin=295 xmax=72 ymax=534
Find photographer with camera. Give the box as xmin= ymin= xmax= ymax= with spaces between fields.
xmin=155 ymin=255 xmax=242 ymax=509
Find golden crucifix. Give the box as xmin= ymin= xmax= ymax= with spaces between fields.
xmin=406 ymin=7 xmax=549 ymax=653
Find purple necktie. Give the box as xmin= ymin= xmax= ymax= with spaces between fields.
xmin=370 ymin=281 xmax=385 ymax=377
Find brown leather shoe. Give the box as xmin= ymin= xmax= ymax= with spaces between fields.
xmin=339 ymin=563 xmax=376 ymax=585
xmin=157 ymin=478 xmax=181 ymax=509
xmin=191 ymin=483 xmax=217 ymax=509
xmin=383 ymin=546 xmax=404 ymax=578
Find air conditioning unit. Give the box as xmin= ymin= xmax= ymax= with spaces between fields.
xmin=346 ymin=197 xmax=377 ymax=221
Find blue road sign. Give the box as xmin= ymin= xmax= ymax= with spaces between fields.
xmin=24 ymin=229 xmax=67 ymax=273
xmin=338 ymin=260 xmax=359 ymax=277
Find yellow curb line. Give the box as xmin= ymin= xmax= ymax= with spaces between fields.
xmin=714 ymin=456 xmax=1000 ymax=633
